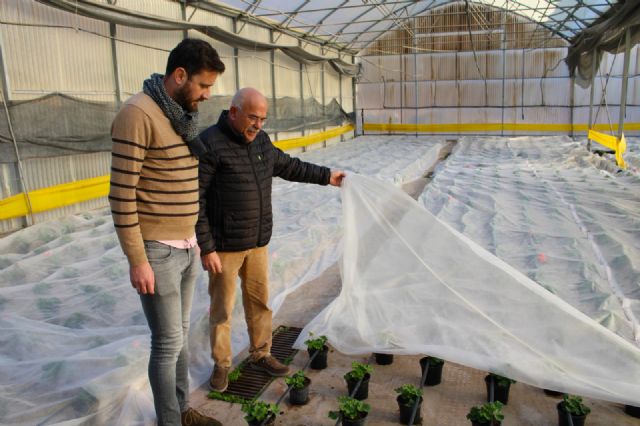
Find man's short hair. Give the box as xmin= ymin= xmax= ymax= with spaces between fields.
xmin=166 ymin=38 xmax=226 ymax=77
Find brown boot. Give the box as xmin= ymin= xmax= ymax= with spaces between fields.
xmin=181 ymin=407 xmax=222 ymax=426
xmin=249 ymin=354 xmax=290 ymax=377
xmin=208 ymin=365 xmax=230 ymax=392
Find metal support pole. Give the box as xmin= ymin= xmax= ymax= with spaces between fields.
xmin=352 ymin=54 xmax=357 ymax=138
xmin=617 ymin=27 xmax=631 ymax=141
xmin=400 ymin=47 xmax=404 ymax=129
xmin=569 ymin=75 xmax=575 ymax=139
xmin=299 ymin=40 xmax=306 ymax=141
xmin=0 ymin=27 xmax=32 ymax=227
xmin=109 ymin=23 xmax=122 ymax=109
xmin=500 ymin=7 xmax=507 ymax=136
xmin=180 ymin=1 xmax=189 ymax=39
xmin=339 ymin=58 xmax=344 ymax=141
xmin=413 ymin=18 xmax=418 ymax=138
xmin=587 ymin=48 xmax=597 ymax=151
xmin=321 ymin=62 xmax=326 ymax=137
xmin=233 ymin=20 xmax=240 ymax=92
xmin=270 ymin=31 xmax=278 ymax=141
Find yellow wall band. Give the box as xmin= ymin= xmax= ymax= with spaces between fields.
xmin=273 ymin=124 xmax=354 ymax=150
xmin=0 ymin=125 xmax=355 ymax=221
xmin=0 ymin=175 xmax=111 ymax=220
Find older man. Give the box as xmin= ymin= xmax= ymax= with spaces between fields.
xmin=196 ymin=87 xmax=345 ymax=392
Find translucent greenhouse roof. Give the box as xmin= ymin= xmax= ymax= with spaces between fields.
xmin=201 ymin=0 xmax=617 ymax=51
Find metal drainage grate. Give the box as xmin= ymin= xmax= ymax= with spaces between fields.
xmin=223 ymin=326 xmax=302 ymax=401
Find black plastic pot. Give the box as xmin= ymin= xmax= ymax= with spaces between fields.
xmin=346 ymin=373 xmax=371 ymax=400
xmin=484 ymin=375 xmax=511 ymax=405
xmin=625 ymin=404 xmax=640 ymax=418
xmin=289 ymin=377 xmax=311 ymax=405
xmin=374 ymin=353 xmax=394 ymax=365
xmin=419 ymin=357 xmax=444 ymax=386
xmin=557 ymin=402 xmax=587 ymax=426
xmin=397 ymin=395 xmax=423 ymax=425
xmin=470 ymin=421 xmax=501 ymax=426
xmin=247 ymin=414 xmax=275 ymax=426
xmin=342 ymin=413 xmax=367 ymax=426
xmin=307 ymin=345 xmax=329 ymax=370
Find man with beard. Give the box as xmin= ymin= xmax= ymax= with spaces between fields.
xmin=109 ymin=38 xmax=225 ymax=426
xmin=196 ymin=87 xmax=346 ymax=392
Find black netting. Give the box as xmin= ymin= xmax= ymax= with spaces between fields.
xmin=0 ymin=93 xmax=350 ymax=163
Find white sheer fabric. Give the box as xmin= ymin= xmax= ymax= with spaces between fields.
xmin=295 ymin=173 xmax=640 ymax=406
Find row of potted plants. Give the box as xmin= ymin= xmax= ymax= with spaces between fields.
xmin=237 ymin=335 xmax=594 ymax=425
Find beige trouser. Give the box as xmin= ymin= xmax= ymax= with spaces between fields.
xmin=208 ymin=246 xmax=272 ymax=368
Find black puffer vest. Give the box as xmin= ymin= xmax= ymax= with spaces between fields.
xmin=196 ymin=111 xmax=331 ymax=253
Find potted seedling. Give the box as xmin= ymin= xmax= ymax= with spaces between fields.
xmin=419 ymin=356 xmax=445 ymax=386
xmin=241 ymin=400 xmax=279 ymax=426
xmin=557 ymin=394 xmax=591 ymax=426
xmin=328 ymin=395 xmax=371 ymax=426
xmin=284 ymin=370 xmax=311 ymax=405
xmin=395 ymin=384 xmax=424 ymax=425
xmin=466 ymin=401 xmax=504 ymax=426
xmin=373 ymin=352 xmax=394 ymax=365
xmin=344 ymin=361 xmax=374 ymax=400
xmin=485 ymin=373 xmax=516 ymax=404
xmin=304 ymin=333 xmax=329 ymax=369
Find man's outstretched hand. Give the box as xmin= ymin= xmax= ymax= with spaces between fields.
xmin=330 ymin=170 xmax=346 ymax=187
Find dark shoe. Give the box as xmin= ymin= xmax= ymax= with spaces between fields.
xmin=249 ymin=354 xmax=290 ymax=377
xmin=208 ymin=365 xmax=229 ymax=392
xmin=181 ymin=407 xmax=222 ymax=426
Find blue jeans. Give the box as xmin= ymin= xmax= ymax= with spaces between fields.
xmin=140 ymin=241 xmax=199 ymax=426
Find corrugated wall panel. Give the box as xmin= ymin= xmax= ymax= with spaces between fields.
xmin=341 ymin=61 xmax=353 ymax=113
xmin=303 ymin=63 xmax=322 ymax=103
xmin=383 ymin=82 xmax=401 ymax=108
xmin=116 ymin=27 xmax=183 ymax=98
xmin=236 ymin=24 xmax=271 ymax=44
xmin=275 ymin=51 xmax=300 ymax=98
xmin=485 ymin=51 xmax=503 ymax=80
xmin=238 ymin=50 xmax=272 ymax=97
xmin=458 ymin=52 xmax=488 ymax=80
xmin=357 ymin=83 xmax=383 ymax=109
xmin=94 ymin=0 xmax=182 ymax=18
xmin=187 ymin=6 xmax=234 ymax=32
xmin=1 ymin=0 xmax=114 ymax=102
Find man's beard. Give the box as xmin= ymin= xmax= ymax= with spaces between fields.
xmin=174 ymin=85 xmax=198 ymax=112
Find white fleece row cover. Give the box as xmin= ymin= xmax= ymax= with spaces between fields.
xmin=294 ymin=173 xmax=640 ymax=406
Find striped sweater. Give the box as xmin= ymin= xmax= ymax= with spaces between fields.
xmin=109 ymin=93 xmax=198 ymax=266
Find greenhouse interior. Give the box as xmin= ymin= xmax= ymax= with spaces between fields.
xmin=0 ymin=0 xmax=639 ymax=425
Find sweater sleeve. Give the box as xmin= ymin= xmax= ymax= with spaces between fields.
xmin=109 ymin=105 xmax=151 ymax=266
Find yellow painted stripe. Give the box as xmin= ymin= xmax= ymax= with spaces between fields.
xmin=364 ymin=122 xmax=640 ymax=133
xmin=274 ymin=124 xmax=354 ymax=150
xmin=0 ymin=175 xmax=111 ymax=220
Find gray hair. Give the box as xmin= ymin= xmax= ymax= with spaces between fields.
xmin=231 ymin=87 xmax=267 ymax=109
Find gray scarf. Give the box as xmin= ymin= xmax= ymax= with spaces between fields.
xmin=143 ymin=73 xmax=207 ymax=157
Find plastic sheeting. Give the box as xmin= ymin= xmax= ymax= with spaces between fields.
xmin=295 ymin=172 xmax=640 ymax=406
